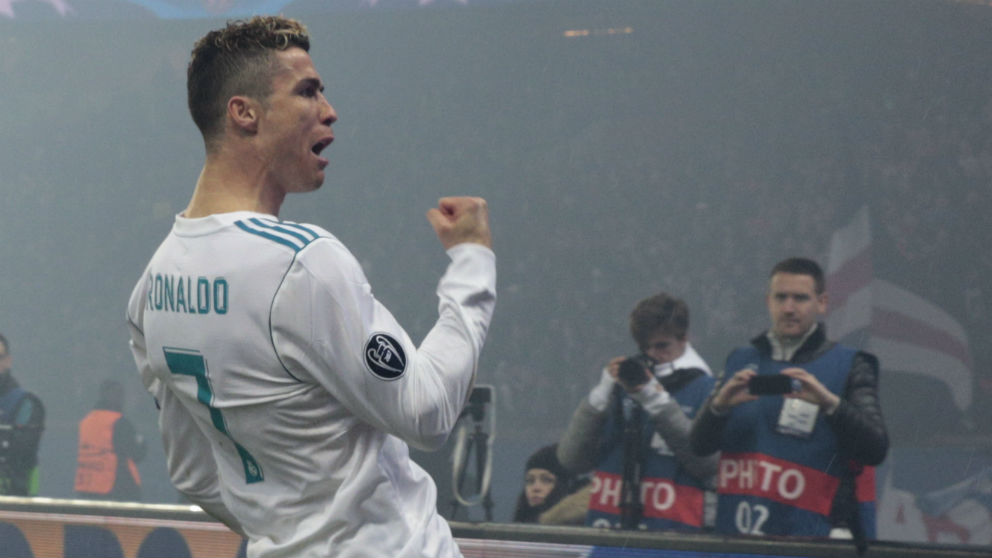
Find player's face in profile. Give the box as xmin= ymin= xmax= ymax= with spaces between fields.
xmin=767 ymin=272 xmax=826 ymax=340
xmin=257 ymin=47 xmax=337 ymax=194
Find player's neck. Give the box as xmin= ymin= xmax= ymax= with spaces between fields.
xmin=185 ymin=155 xmax=285 ymax=218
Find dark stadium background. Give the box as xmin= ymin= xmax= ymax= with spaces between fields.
xmin=1 ymin=0 xmax=990 ymax=549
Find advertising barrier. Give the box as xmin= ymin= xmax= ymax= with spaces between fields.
xmin=2 ymin=497 xmax=990 ymax=558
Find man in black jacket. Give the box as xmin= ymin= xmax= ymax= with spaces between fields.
xmin=690 ymin=258 xmax=887 ymax=544
xmin=0 ymin=333 xmax=45 ymax=496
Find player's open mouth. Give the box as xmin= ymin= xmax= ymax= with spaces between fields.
xmin=311 ymin=137 xmax=333 ymax=155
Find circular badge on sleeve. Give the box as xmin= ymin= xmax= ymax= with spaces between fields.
xmin=364 ymin=333 xmax=407 ymax=381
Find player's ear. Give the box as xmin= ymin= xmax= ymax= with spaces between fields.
xmin=228 ymin=96 xmax=260 ymax=134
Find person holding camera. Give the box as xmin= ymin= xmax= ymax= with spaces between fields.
xmin=557 ymin=293 xmax=717 ymax=531
xmin=689 ymin=258 xmax=888 ymax=546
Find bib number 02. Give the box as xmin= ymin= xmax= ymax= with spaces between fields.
xmin=735 ymin=501 xmax=770 ymax=535
xmin=163 ymin=347 xmax=264 ymax=484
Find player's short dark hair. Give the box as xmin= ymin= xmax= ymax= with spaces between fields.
xmin=0 ymin=333 xmax=7 ymax=355
xmin=629 ymin=292 xmax=689 ymax=349
xmin=770 ymin=257 xmax=826 ymax=294
xmin=187 ymin=16 xmax=310 ymax=148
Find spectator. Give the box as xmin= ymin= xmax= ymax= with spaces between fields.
xmin=74 ymin=378 xmax=147 ymax=501
xmin=690 ymin=257 xmax=888 ymax=544
xmin=558 ymin=293 xmax=717 ymax=531
xmin=0 ymin=333 xmax=45 ymax=496
xmin=512 ymin=444 xmax=587 ymax=525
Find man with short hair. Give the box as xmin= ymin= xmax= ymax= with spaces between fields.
xmin=126 ymin=16 xmax=495 ymax=557
xmin=0 ymin=333 xmax=45 ymax=496
xmin=557 ymin=292 xmax=717 ymax=531
xmin=690 ymin=257 xmax=887 ymax=541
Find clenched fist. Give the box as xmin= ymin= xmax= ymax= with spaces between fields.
xmin=426 ymin=197 xmax=492 ymax=250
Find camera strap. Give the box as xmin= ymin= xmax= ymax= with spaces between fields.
xmin=657 ymin=367 xmax=705 ymax=394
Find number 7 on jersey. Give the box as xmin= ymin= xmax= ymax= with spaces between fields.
xmin=163 ymin=347 xmax=264 ymax=484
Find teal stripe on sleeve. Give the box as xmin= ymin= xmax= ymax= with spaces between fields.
xmin=279 ymin=221 xmax=320 ymax=240
xmin=235 ymin=220 xmax=303 ymax=252
xmin=248 ymin=218 xmax=314 ymax=245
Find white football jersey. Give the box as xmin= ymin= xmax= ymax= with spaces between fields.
xmin=126 ymin=211 xmax=496 ymax=558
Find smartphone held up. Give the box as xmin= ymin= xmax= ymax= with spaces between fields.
xmin=747 ymin=374 xmax=801 ymax=396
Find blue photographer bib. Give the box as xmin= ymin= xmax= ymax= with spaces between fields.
xmin=715 ymin=344 xmax=876 ymax=537
xmin=586 ymin=370 xmax=713 ymax=531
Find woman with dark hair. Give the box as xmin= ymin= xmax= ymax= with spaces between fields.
xmin=513 ymin=444 xmax=587 ymax=524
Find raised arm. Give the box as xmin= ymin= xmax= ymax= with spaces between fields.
xmin=272 ymin=197 xmax=496 ymax=451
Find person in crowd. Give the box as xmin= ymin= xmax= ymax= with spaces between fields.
xmin=513 ymin=444 xmax=588 ymax=525
xmin=558 ymin=293 xmax=717 ymax=531
xmin=0 ymin=333 xmax=45 ymax=496
xmin=125 ymin=16 xmax=495 ymax=558
xmin=74 ymin=378 xmax=147 ymax=501
xmin=690 ymin=257 xmax=888 ymax=544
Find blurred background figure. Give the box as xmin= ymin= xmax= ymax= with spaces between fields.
xmin=690 ymin=258 xmax=887 ymax=549
xmin=0 ymin=333 xmax=45 ymax=496
xmin=513 ymin=443 xmax=588 ymax=525
xmin=558 ymin=293 xmax=717 ymax=531
xmin=74 ymin=378 xmax=146 ymax=501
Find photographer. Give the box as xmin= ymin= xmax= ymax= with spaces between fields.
xmin=689 ymin=258 xmax=887 ymax=545
xmin=557 ymin=293 xmax=717 ymax=531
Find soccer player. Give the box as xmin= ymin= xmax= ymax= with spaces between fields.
xmin=126 ymin=17 xmax=496 ymax=558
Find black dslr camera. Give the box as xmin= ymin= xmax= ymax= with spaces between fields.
xmin=617 ymin=354 xmax=656 ymax=387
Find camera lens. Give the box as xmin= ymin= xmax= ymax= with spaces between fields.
xmin=618 ymin=357 xmax=648 ymax=386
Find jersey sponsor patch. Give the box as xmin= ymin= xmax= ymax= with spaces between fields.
xmin=364 ymin=333 xmax=407 ymax=380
